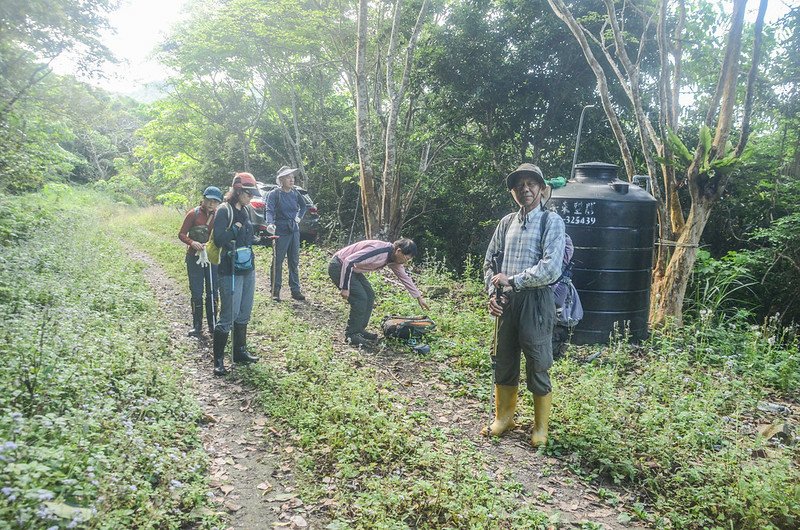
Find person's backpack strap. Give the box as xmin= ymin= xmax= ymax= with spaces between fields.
xmin=222 ymin=202 xmax=233 ymax=230
xmin=539 ymin=209 xmax=549 ymax=250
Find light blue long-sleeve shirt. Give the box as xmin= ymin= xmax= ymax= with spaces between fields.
xmin=484 ymin=206 xmax=566 ymax=294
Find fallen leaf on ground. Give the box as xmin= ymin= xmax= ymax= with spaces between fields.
xmin=224 ymin=501 xmax=242 ymax=512
xmin=270 ymin=493 xmax=297 ymax=502
xmin=290 ymin=515 xmax=308 ymax=527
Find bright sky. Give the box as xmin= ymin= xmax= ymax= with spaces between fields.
xmin=53 ymin=0 xmax=190 ymax=96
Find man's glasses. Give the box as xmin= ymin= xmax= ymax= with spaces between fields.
xmin=513 ymin=181 xmax=539 ymax=192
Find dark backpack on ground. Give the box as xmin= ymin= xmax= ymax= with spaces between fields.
xmin=381 ymin=315 xmax=436 ymax=341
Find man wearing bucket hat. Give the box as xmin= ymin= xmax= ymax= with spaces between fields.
xmin=211 ymin=173 xmax=261 ymax=376
xmin=178 ymin=185 xmax=223 ymax=337
xmin=265 ymin=165 xmax=308 ymax=302
xmin=482 ymin=163 xmax=566 ymax=448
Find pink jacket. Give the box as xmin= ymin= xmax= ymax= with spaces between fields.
xmin=333 ymin=240 xmax=422 ymax=298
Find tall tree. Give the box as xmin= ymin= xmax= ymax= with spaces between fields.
xmin=0 ymin=0 xmax=115 ymax=118
xmin=547 ymin=0 xmax=767 ymax=325
xmin=0 ymin=0 xmax=116 ymax=190
xmin=355 ymin=0 xmax=432 ymax=240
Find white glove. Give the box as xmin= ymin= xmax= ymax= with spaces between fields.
xmin=196 ymin=248 xmax=210 ymax=268
xmin=294 ymin=216 xmax=301 ymax=224
xmin=266 ymin=224 xmax=276 ymax=235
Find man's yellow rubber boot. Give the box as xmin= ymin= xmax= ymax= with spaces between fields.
xmin=530 ymin=392 xmax=552 ymax=447
xmin=481 ymin=385 xmax=518 ymax=436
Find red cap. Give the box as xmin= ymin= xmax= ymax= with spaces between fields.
xmin=232 ymin=172 xmax=261 ymax=197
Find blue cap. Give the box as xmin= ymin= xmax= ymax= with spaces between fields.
xmin=202 ymin=186 xmax=223 ymax=202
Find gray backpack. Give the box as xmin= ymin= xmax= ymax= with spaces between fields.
xmin=551 ymin=234 xmax=583 ymax=327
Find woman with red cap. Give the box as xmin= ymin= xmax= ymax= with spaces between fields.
xmin=211 ymin=172 xmax=262 ymax=376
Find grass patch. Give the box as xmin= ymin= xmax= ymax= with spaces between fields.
xmin=240 ymin=306 xmax=550 ymax=528
xmin=0 ymin=188 xmax=219 ymax=529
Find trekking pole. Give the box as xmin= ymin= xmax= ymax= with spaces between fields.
xmin=489 ymin=315 xmax=498 ymax=433
xmin=230 ymin=247 xmax=236 ymax=366
xmin=487 ymin=250 xmax=504 ymax=434
xmin=207 ymin=261 xmax=216 ymax=331
xmin=270 ymin=234 xmax=277 ymax=297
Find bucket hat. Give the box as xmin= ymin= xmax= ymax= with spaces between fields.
xmin=275 ymin=165 xmax=298 ymax=184
xmin=506 ymin=163 xmax=546 ymax=190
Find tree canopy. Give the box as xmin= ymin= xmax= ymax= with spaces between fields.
xmin=0 ymin=0 xmax=798 ymax=322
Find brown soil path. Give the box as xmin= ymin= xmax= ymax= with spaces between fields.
xmin=131 ymin=249 xmax=318 ymax=530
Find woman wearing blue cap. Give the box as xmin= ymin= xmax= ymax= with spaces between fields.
xmin=178 ymin=185 xmax=223 ymax=337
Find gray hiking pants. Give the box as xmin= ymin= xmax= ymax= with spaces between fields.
xmin=494 ymin=287 xmax=555 ymax=395
xmin=216 ymin=270 xmax=255 ymax=333
xmin=271 ymin=230 xmax=301 ymax=295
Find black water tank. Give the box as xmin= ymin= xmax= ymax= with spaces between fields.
xmin=549 ymin=162 xmax=657 ymax=344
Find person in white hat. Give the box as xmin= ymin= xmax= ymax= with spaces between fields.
xmin=482 ymin=163 xmax=566 ymax=448
xmin=265 ymin=166 xmax=308 ymax=302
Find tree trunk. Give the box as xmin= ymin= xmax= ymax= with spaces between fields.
xmin=355 ymin=0 xmax=380 ymax=237
xmin=380 ymin=0 xmax=429 ymax=241
xmin=651 ymin=198 xmax=712 ymax=325
xmin=548 ymin=0 xmax=635 ymax=179
xmin=550 ymin=0 xmax=757 ymax=326
xmin=652 ymin=0 xmax=751 ymax=326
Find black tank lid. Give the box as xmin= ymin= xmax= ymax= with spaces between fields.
xmin=574 ymin=162 xmax=619 ymax=182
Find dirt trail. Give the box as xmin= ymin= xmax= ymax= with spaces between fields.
xmin=131 ymin=250 xmax=317 ymax=530
xmin=272 ymin=276 xmax=646 ymax=530
xmin=133 ymin=240 xmax=645 ymax=529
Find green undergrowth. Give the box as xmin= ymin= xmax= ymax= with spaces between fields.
xmin=296 ymin=232 xmax=800 ymax=529
xmin=242 ymin=306 xmax=551 ymax=528
xmin=0 ymin=187 xmax=219 ymax=529
xmin=121 ymin=202 xmax=799 ymax=529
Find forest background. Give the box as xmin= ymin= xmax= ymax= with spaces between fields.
xmin=1 ymin=0 xmax=798 ymax=325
